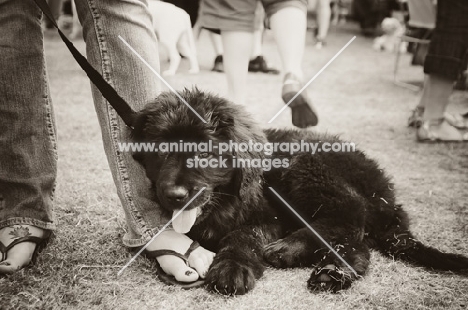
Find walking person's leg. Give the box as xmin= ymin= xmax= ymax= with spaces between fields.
xmin=265 ymin=0 xmax=318 ymax=127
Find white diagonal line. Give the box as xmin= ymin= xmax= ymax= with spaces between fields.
xmin=268 ymin=36 xmax=356 ymax=124
xmin=268 ymin=187 xmax=358 ymax=277
xmin=117 ymin=187 xmax=206 ymax=276
xmin=118 ymin=35 xmax=207 ymax=124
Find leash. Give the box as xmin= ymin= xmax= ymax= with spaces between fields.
xmin=33 ymin=0 xmax=137 ymax=128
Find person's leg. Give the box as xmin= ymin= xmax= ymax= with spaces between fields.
xmin=420 ymin=74 xmax=453 ymax=121
xmin=416 ymin=0 xmax=468 ymax=141
xmin=199 ymin=0 xmax=257 ymax=104
xmin=251 ymin=28 xmax=263 ymax=59
xmin=209 ymin=32 xmax=224 ymax=56
xmin=316 ymin=0 xmax=331 ymax=45
xmin=221 ymin=31 xmax=254 ymax=104
xmin=417 ymin=74 xmax=465 ymax=141
xmin=265 ymin=0 xmax=318 ymax=127
xmin=208 ymin=32 xmax=224 ymax=72
xmin=74 ymin=0 xmax=213 ymax=280
xmin=0 ymin=0 xmax=55 ymax=273
xmin=269 ymin=6 xmax=306 ymax=80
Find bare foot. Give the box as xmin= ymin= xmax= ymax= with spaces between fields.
xmin=0 ymin=225 xmax=45 ymax=274
xmin=146 ymin=230 xmax=215 ymax=282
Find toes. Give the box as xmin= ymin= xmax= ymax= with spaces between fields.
xmin=190 ymin=257 xmax=209 ymax=279
xmin=187 ymin=247 xmax=216 ymax=279
xmin=263 ymin=240 xmax=303 ymax=268
xmin=172 ymin=266 xmax=199 ymax=282
xmin=0 ymin=260 xmax=21 ymax=274
xmin=206 ymin=260 xmax=258 ymax=295
xmin=307 ymin=264 xmax=354 ymax=293
xmin=157 ymin=255 xmax=199 ymax=283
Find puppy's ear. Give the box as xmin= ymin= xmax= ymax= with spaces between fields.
xmin=130 ymin=112 xmax=148 ymax=164
xmin=207 ymin=111 xmax=235 ymax=133
xmin=229 ymin=116 xmax=266 ymax=207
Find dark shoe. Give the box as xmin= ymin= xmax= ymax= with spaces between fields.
xmin=282 ymin=73 xmax=318 ymax=128
xmin=248 ymin=56 xmax=280 ymax=74
xmin=408 ymin=106 xmax=424 ymax=128
xmin=212 ymin=55 xmax=224 ymax=72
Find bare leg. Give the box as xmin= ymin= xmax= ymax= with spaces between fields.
xmin=270 ymin=7 xmax=318 ymax=127
xmin=209 ymin=32 xmax=223 ymax=56
xmin=316 ymin=0 xmax=331 ymax=42
xmin=221 ymin=31 xmax=254 ymax=104
xmin=418 ymin=74 xmax=466 ymax=141
xmin=270 ymin=7 xmax=306 ymax=80
xmin=251 ymin=28 xmax=263 ymax=59
xmin=421 ymin=74 xmax=453 ymax=121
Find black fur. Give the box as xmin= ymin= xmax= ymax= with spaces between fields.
xmin=132 ymin=88 xmax=468 ymax=295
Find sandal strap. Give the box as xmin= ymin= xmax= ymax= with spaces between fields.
xmin=0 ymin=231 xmax=51 ymax=262
xmin=184 ymin=241 xmax=200 ymax=257
xmin=144 ymin=240 xmax=201 ymax=265
xmin=145 ymin=250 xmax=189 ymax=264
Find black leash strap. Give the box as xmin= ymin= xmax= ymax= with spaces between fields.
xmin=33 ymin=0 xmax=137 ymax=128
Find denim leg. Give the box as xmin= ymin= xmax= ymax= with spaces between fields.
xmin=75 ymin=0 xmax=170 ymax=247
xmin=0 ymin=0 xmax=57 ymax=231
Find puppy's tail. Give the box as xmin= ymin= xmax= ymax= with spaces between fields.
xmin=377 ymin=225 xmax=468 ymax=274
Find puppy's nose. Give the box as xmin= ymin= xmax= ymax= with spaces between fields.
xmin=164 ymin=186 xmax=189 ymax=203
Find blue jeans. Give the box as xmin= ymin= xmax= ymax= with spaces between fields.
xmin=0 ymin=0 xmax=170 ymax=247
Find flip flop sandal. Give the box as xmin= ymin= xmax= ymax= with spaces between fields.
xmin=143 ymin=241 xmax=205 ymax=289
xmin=0 ymin=230 xmax=52 ymax=268
xmin=416 ymin=119 xmax=468 ymax=143
xmin=444 ymin=112 xmax=468 ymax=129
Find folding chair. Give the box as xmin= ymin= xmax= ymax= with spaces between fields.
xmin=394 ymin=0 xmax=436 ymax=91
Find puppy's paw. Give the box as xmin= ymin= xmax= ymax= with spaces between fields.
xmin=188 ymin=67 xmax=200 ymax=74
xmin=205 ymin=259 xmax=257 ymax=295
xmin=264 ymin=238 xmax=306 ymax=268
xmin=307 ymin=264 xmax=354 ymax=293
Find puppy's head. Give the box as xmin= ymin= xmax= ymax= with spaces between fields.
xmin=132 ymin=88 xmax=266 ymax=232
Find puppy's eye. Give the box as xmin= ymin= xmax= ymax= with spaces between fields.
xmin=198 ymin=152 xmax=212 ymax=159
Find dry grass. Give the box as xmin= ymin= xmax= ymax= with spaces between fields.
xmin=1 ymin=24 xmax=467 ymax=309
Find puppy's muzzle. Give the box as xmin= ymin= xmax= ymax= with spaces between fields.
xmin=164 ymin=185 xmax=189 ymax=206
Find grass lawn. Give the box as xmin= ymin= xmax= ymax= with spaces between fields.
xmin=1 ymin=23 xmax=467 ymax=310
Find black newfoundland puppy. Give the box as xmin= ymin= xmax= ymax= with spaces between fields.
xmin=132 ymin=89 xmax=468 ymax=295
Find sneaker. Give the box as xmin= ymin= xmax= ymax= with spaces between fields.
xmin=282 ymin=73 xmax=318 ymax=128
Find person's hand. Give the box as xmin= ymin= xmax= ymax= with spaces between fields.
xmin=146 ymin=229 xmax=215 ymax=282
